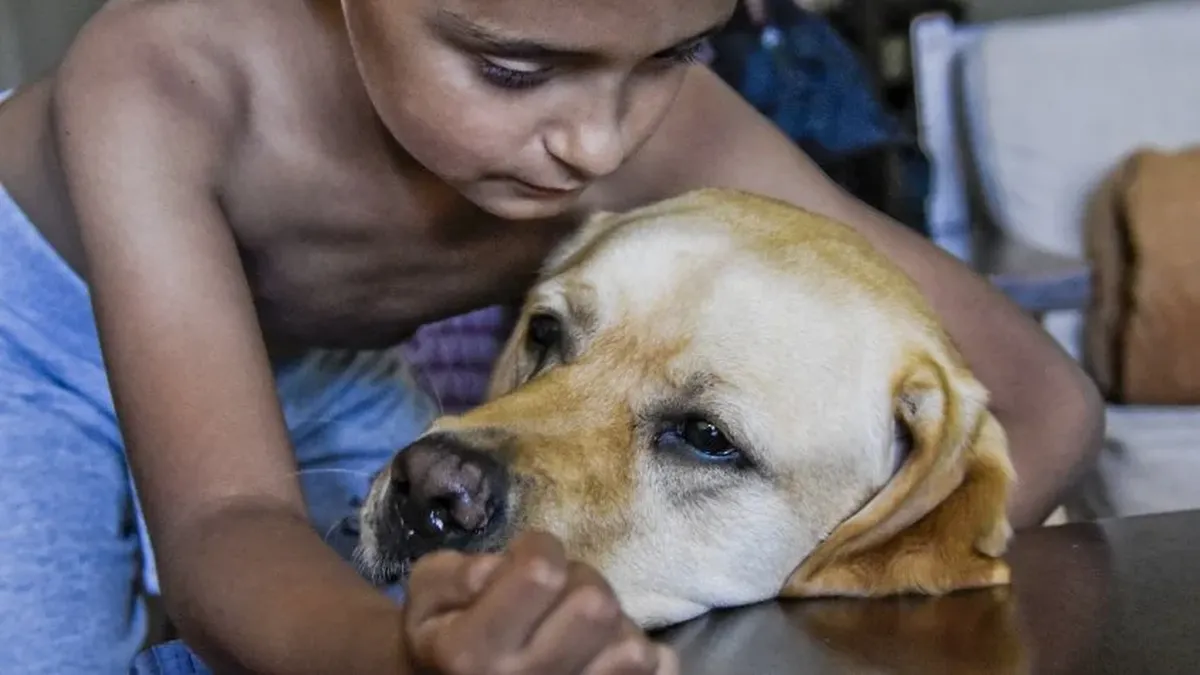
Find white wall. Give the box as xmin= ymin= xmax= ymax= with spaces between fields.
xmin=968 ymin=0 xmax=1165 ymax=21
xmin=0 ymin=0 xmax=106 ymax=90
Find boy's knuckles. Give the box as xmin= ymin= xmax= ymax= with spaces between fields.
xmin=565 ymin=560 xmax=613 ymax=588
xmin=517 ymin=555 xmax=567 ymax=591
xmin=438 ymin=642 xmax=497 ymax=675
xmin=443 ymin=649 xmax=557 ymax=675
xmin=490 ymin=651 xmax=559 ymax=675
xmin=419 ymin=549 xmax=467 ymax=568
xmin=655 ymin=647 xmax=681 ymax=675
xmin=568 ymin=584 xmax=621 ymax=623
xmin=595 ymin=636 xmax=659 ymax=674
xmin=409 ymin=550 xmax=467 ymax=584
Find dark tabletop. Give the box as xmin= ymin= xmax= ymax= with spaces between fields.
xmin=662 ymin=509 xmax=1200 ymax=674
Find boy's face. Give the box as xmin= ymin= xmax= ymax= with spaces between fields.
xmin=341 ymin=0 xmax=736 ymax=220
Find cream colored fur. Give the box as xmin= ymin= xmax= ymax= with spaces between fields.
xmin=358 ymin=188 xmax=1015 ymax=629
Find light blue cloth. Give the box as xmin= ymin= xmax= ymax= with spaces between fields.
xmin=0 ymin=99 xmax=436 ymax=673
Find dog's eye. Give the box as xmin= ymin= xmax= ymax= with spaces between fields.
xmin=656 ymin=417 xmax=746 ymax=466
xmin=682 ymin=419 xmax=734 ymax=456
xmin=527 ymin=313 xmax=562 ymax=352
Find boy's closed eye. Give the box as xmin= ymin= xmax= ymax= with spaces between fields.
xmin=431 ymin=8 xmax=727 ymax=91
xmin=477 ymin=41 xmax=709 ymax=91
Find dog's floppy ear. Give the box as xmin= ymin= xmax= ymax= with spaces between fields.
xmin=782 ymin=355 xmax=1016 ymax=598
xmin=487 ymin=210 xmax=621 ymax=400
xmin=486 ymin=310 xmax=535 ymax=401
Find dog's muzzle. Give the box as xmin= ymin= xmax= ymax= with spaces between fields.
xmin=371 ymin=432 xmax=510 ymax=573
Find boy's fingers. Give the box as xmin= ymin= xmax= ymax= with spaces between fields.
xmin=654 ymin=645 xmax=681 ymax=675
xmin=404 ymin=550 xmax=500 ymax=627
xmin=445 ymin=532 xmax=570 ymax=653
xmin=578 ymin=628 xmax=664 ymax=675
xmin=464 ymin=553 xmax=505 ymax=594
xmin=406 ymin=609 xmax=463 ymax=665
xmin=515 ymin=562 xmax=627 ymax=672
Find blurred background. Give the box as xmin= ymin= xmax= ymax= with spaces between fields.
xmin=1 ymin=0 xmax=106 ymax=90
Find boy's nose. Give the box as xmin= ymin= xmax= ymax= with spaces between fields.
xmin=544 ymin=105 xmax=625 ymax=181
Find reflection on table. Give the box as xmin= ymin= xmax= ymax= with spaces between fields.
xmin=665 ymin=510 xmax=1200 ymax=674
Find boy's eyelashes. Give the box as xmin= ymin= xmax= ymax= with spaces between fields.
xmin=662 ymin=39 xmax=708 ymax=65
xmin=478 ymin=56 xmax=549 ymax=90
xmin=475 ymin=40 xmax=708 ymax=91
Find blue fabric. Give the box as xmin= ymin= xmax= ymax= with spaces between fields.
xmin=131 ymin=645 xmax=213 ymax=675
xmin=709 ymin=7 xmax=931 ymax=231
xmin=0 ymin=172 xmax=435 ymax=673
xmin=736 ymin=15 xmax=904 ymax=157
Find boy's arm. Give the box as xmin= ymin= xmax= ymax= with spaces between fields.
xmin=54 ymin=8 xmax=408 ymax=674
xmin=627 ymin=67 xmax=1104 ymax=528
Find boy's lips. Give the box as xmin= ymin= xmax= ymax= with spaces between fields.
xmin=513 ymin=179 xmax=584 ymax=196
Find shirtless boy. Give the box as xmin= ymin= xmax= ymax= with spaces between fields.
xmin=0 ymin=0 xmax=1102 ymax=673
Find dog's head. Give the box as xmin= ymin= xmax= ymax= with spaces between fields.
xmin=357 ymin=189 xmax=1015 ymax=628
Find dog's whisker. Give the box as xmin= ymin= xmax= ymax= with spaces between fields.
xmin=406 ymin=359 xmax=446 ymax=419
xmin=292 ymin=467 xmax=376 ymax=480
xmin=323 ymin=518 xmax=346 ymax=544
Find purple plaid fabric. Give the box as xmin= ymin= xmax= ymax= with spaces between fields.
xmin=400 ymin=305 xmax=516 ymax=414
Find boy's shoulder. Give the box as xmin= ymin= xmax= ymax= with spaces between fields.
xmin=74 ymin=0 xmax=296 ymax=57
xmin=48 ymin=0 xmax=387 ymax=255
xmin=81 ymin=0 xmax=325 ymax=46
xmin=59 ymin=0 xmax=344 ymax=116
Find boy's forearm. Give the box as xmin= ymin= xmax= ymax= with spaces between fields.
xmin=158 ymin=502 xmax=412 ymax=675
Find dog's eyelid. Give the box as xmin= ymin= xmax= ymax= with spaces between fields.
xmin=647 ymin=405 xmax=760 ymax=470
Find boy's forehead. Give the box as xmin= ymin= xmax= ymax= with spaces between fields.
xmin=426 ymin=0 xmax=735 ymax=53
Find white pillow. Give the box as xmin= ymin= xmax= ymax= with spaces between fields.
xmin=960 ymin=0 xmax=1200 ymax=258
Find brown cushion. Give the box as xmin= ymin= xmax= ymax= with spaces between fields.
xmin=1084 ymin=146 xmax=1200 ymax=404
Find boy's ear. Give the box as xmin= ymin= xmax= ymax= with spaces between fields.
xmin=781 ymin=355 xmax=1016 ymax=599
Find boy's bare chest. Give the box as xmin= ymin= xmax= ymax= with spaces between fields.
xmin=221 ymin=157 xmax=574 ymax=351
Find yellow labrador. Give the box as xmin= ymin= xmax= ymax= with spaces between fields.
xmin=356 ymin=188 xmax=1015 ymax=629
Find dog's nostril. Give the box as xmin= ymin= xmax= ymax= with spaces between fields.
xmin=391 ymin=475 xmax=411 ymax=497
xmin=405 ymin=494 xmax=456 ymax=535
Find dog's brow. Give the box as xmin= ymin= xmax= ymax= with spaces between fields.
xmin=649 ymin=372 xmax=724 ymax=417
xmin=563 ymin=293 xmax=598 ymax=337
xmin=681 ymin=372 xmax=723 ymax=398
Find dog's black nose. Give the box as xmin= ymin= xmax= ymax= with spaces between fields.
xmin=389 ymin=433 xmax=508 ymax=551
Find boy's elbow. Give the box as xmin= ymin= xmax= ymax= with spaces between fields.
xmin=995 ymin=356 xmax=1106 ymax=527
xmin=1062 ymin=367 xmax=1106 ymax=468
